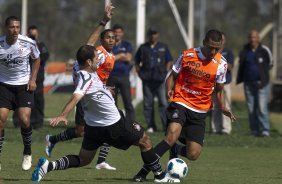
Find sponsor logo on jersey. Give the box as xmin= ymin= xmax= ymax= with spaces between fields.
xmin=0 ymin=57 xmax=27 ymax=68
xmin=181 ymin=86 xmax=201 ymax=95
xmin=185 ymin=61 xmax=211 ymax=82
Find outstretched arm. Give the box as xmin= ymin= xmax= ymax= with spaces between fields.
xmin=86 ymin=3 xmax=114 ymax=46
xmin=49 ymin=93 xmax=83 ymax=127
xmin=215 ymin=83 xmax=236 ymax=122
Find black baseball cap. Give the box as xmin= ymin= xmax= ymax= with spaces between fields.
xmin=147 ymin=27 xmax=158 ymax=35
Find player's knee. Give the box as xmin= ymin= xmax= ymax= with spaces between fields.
xmin=164 ymin=134 xmax=178 ymax=146
xmin=18 ymin=116 xmax=30 ymax=128
xmin=165 ymin=128 xmax=181 ymax=146
xmin=187 ymin=150 xmax=201 ymax=161
xmin=138 ymin=133 xmax=152 ymax=151
xmin=75 ymin=126 xmax=84 ymax=137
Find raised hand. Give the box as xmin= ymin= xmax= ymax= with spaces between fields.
xmin=102 ymin=3 xmax=114 ymax=23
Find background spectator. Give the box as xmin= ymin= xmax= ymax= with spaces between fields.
xmin=135 ymin=27 xmax=173 ymax=133
xmin=236 ymin=29 xmax=273 ymax=137
xmin=107 ymin=24 xmax=135 ymax=123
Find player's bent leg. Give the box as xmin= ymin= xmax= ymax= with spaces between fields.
xmin=135 ymin=132 xmax=180 ymax=183
xmin=137 ymin=132 xmax=152 ymax=152
xmin=45 ymin=125 xmax=82 ymax=157
xmin=78 ymin=148 xmax=97 ymax=166
xmin=186 ymin=140 xmax=202 ymax=161
xmin=32 ymin=148 xmax=96 ymax=182
xmin=133 ymin=122 xmax=182 ymax=182
xmin=164 ymin=122 xmax=182 ymax=146
xmin=18 ymin=107 xmax=33 ymax=170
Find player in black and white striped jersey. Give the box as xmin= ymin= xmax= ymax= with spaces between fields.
xmin=0 ymin=16 xmax=41 ymax=171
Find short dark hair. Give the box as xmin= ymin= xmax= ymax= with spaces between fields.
xmin=28 ymin=25 xmax=38 ymax=31
xmin=100 ymin=29 xmax=114 ymax=40
xmin=204 ymin=29 xmax=222 ymax=42
xmin=5 ymin=16 xmax=20 ymax=26
xmin=112 ymin=24 xmax=124 ymax=31
xmin=76 ymin=45 xmax=96 ymax=65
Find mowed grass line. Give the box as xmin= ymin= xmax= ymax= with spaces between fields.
xmin=1 ymin=93 xmax=282 ymax=184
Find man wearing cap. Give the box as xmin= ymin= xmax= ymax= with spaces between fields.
xmin=135 ymin=27 xmax=173 ymax=133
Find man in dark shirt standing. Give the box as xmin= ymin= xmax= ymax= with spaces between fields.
xmin=135 ymin=27 xmax=173 ymax=133
xmin=107 ymin=24 xmax=135 ymax=123
xmin=236 ymin=29 xmax=272 ymax=137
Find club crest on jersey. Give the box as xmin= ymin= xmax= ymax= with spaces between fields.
xmin=133 ymin=122 xmax=141 ymax=131
xmin=172 ymin=110 xmax=179 ymax=119
xmin=19 ymin=41 xmax=28 ymax=47
xmin=17 ymin=48 xmax=24 ymax=55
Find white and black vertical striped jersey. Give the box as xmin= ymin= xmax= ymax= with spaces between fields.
xmin=74 ymin=70 xmax=121 ymax=127
xmin=0 ymin=34 xmax=40 ymax=85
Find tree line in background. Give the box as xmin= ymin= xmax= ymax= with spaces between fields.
xmin=0 ymin=0 xmax=273 ymax=62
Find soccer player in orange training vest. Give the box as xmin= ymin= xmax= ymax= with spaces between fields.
xmin=133 ymin=29 xmax=236 ymax=182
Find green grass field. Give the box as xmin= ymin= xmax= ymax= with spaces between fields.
xmin=1 ymin=93 xmax=282 ymax=184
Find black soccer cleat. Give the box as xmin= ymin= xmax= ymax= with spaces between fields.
xmin=132 ymin=175 xmax=146 ymax=182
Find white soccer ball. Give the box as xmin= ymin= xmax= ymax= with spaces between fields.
xmin=166 ymin=158 xmax=188 ymax=179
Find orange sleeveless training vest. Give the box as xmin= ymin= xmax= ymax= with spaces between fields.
xmin=96 ymin=46 xmax=115 ymax=84
xmin=170 ymin=48 xmax=222 ymax=111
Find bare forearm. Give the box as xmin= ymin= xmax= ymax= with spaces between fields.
xmin=30 ymin=58 xmax=40 ymax=81
xmin=60 ymin=95 xmax=81 ymax=117
xmin=86 ymin=24 xmax=106 ymax=46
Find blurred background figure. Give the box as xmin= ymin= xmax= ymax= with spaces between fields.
xmin=13 ymin=25 xmax=49 ymax=129
xmin=135 ymin=27 xmax=173 ymax=133
xmin=211 ymin=32 xmax=234 ymax=135
xmin=107 ymin=24 xmax=135 ymax=123
xmin=236 ymin=29 xmax=273 ymax=137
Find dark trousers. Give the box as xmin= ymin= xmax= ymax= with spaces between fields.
xmin=107 ymin=75 xmax=135 ymax=123
xmin=142 ymin=81 xmax=168 ymax=131
xmin=13 ymin=83 xmax=44 ymax=129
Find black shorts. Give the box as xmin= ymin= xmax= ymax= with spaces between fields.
xmin=82 ymin=111 xmax=144 ymax=151
xmin=0 ymin=82 xmax=34 ymax=110
xmin=75 ymin=101 xmax=86 ymax=125
xmin=166 ymin=102 xmax=207 ymax=146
